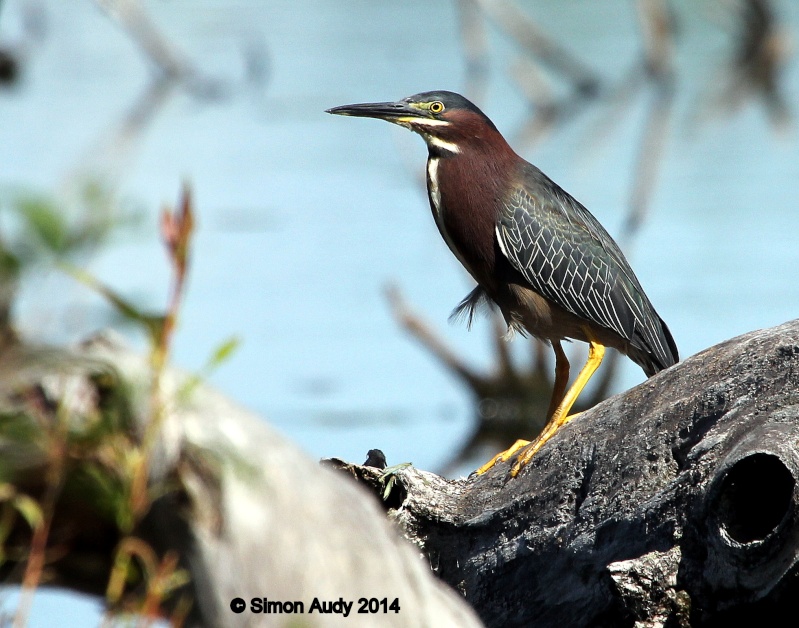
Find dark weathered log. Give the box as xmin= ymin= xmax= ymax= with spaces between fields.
xmin=330 ymin=319 xmax=799 ymax=627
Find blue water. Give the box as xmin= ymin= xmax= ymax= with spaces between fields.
xmin=1 ymin=0 xmax=798 ymax=625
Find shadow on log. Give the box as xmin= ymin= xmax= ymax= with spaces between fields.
xmin=330 ymin=319 xmax=799 ymax=627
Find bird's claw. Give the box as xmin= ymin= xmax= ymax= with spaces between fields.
xmin=475 ymin=439 xmax=530 ymax=475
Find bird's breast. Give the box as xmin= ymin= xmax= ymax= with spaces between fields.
xmin=426 ymin=155 xmax=501 ymax=290
xmin=426 ymin=156 xmax=480 ymax=280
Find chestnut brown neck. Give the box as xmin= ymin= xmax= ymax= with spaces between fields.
xmin=423 ymin=115 xmax=520 ymax=291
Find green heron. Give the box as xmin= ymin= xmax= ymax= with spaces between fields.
xmin=327 ymin=91 xmax=678 ymax=477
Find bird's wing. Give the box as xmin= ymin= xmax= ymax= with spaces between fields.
xmin=495 ymin=167 xmax=672 ymax=364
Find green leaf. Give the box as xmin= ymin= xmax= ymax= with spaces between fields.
xmin=178 ymin=336 xmax=242 ymax=400
xmin=208 ymin=336 xmax=240 ymax=368
xmin=378 ymin=463 xmax=412 ymax=502
xmin=382 ymin=476 xmax=395 ymax=501
xmin=162 ymin=568 xmax=192 ymax=595
xmin=0 ymin=245 xmax=21 ymax=277
xmin=12 ymin=493 xmax=44 ymax=530
xmin=60 ymin=263 xmax=166 ymax=342
xmin=15 ymin=195 xmax=69 ymax=254
xmin=0 ymin=484 xmax=44 ymax=530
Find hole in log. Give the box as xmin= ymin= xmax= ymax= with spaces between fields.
xmin=715 ymin=453 xmax=795 ymax=544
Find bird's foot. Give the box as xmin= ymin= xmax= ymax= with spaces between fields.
xmin=508 ymin=440 xmax=546 ymax=478
xmin=474 ymin=410 xmax=585 ymax=478
xmin=508 ymin=410 xmax=584 ymax=477
xmin=474 ymin=439 xmax=530 ymax=475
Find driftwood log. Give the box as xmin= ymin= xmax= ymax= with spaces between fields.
xmin=330 ymin=318 xmax=799 ymax=627
xmin=0 ymin=332 xmax=482 ymax=627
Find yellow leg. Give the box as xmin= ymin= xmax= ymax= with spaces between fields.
xmin=510 ymin=337 xmax=605 ymax=477
xmin=547 ymin=340 xmax=570 ymax=418
xmin=475 ymin=340 xmax=571 ymax=476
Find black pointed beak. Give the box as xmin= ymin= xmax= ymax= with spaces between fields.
xmin=325 ymin=100 xmax=422 ymax=122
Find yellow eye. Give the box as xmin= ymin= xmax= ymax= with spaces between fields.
xmin=429 ymin=101 xmax=444 ymax=114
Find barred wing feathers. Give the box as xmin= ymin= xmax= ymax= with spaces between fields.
xmin=495 ymin=169 xmax=677 ymax=373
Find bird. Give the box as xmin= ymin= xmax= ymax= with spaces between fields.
xmin=327 ymin=91 xmax=678 ymax=477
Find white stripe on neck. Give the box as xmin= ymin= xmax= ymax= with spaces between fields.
xmin=425 ymin=134 xmax=460 ymax=154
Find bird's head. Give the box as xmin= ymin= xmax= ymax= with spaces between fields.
xmin=326 ymin=90 xmax=502 ymax=156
